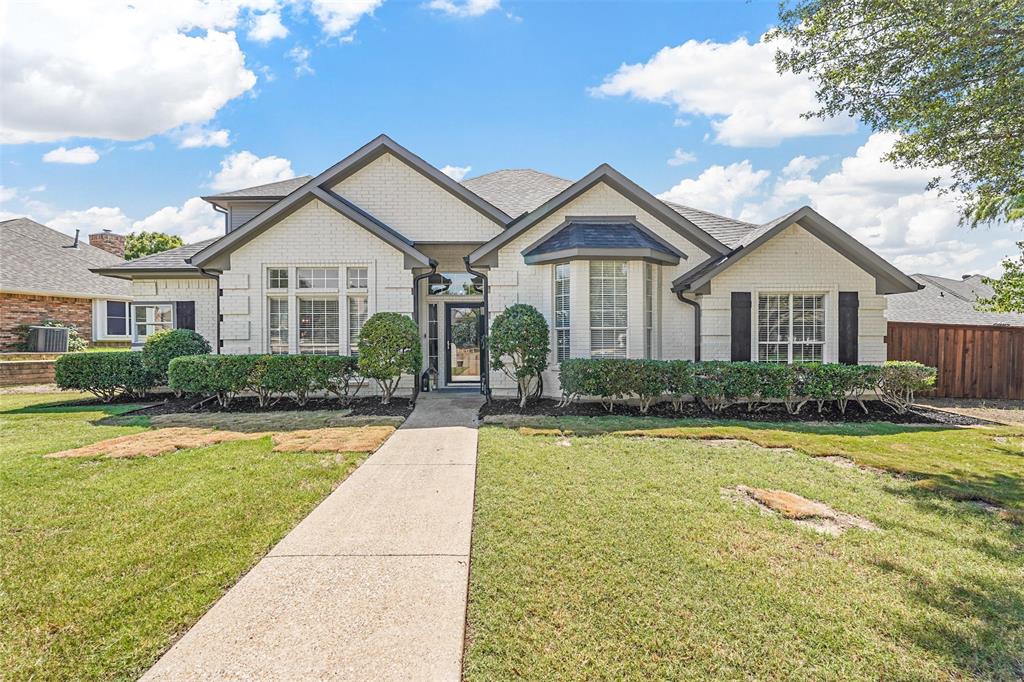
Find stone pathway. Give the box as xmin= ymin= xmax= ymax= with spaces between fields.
xmin=142 ymin=391 xmax=483 ymax=681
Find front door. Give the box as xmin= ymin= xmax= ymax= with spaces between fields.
xmin=445 ymin=303 xmax=482 ymax=385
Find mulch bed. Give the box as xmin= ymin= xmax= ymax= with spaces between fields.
xmin=59 ymin=395 xmax=414 ymax=418
xmin=479 ymin=398 xmax=991 ymax=426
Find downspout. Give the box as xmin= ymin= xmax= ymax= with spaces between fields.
xmin=676 ymin=291 xmax=701 ymax=361
xmin=195 ymin=266 xmax=220 ymax=354
xmin=463 ymin=256 xmax=491 ymax=402
xmin=412 ymin=260 xmax=438 ymax=397
xmin=211 ymin=204 xmax=229 ymax=234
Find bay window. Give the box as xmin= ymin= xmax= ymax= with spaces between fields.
xmin=590 ymin=260 xmax=627 ymax=359
xmin=554 ymin=263 xmax=570 ymax=362
xmin=644 ymin=263 xmax=654 ymax=359
xmin=758 ymin=293 xmax=825 ymax=362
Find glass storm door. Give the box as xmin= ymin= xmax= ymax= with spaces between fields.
xmin=445 ymin=303 xmax=482 ymax=384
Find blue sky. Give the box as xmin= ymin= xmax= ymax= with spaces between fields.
xmin=1 ymin=0 xmax=1018 ymax=277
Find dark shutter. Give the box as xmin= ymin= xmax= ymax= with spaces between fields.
xmin=730 ymin=292 xmax=752 ymax=361
xmin=838 ymin=292 xmax=859 ymax=364
xmin=175 ymin=301 xmax=196 ymax=331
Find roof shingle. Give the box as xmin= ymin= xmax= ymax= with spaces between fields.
xmin=886 ymin=274 xmax=1024 ymax=326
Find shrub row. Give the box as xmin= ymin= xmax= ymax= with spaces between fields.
xmin=168 ymin=354 xmax=362 ymax=407
xmin=54 ymin=352 xmax=155 ymax=402
xmin=558 ymin=359 xmax=936 ymax=415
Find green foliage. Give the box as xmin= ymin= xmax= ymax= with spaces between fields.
xmin=141 ymin=329 xmax=211 ymax=384
xmin=770 ymin=0 xmax=1024 ymax=226
xmin=490 ymin=304 xmax=550 ymax=407
xmin=877 ymin=361 xmax=937 ymax=414
xmin=691 ymin=361 xmax=740 ymax=413
xmin=13 ymin=320 xmax=87 ymax=352
xmin=168 ymin=355 xmax=256 ymax=408
xmin=357 ymin=313 xmax=421 ymax=404
xmin=55 ymin=351 xmax=154 ymax=401
xmin=124 ymin=231 xmax=184 ymax=260
xmin=664 ymin=360 xmax=695 ymax=411
xmin=977 ymin=241 xmax=1024 ymax=313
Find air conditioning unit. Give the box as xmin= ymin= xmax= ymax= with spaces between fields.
xmin=28 ymin=326 xmax=70 ymax=353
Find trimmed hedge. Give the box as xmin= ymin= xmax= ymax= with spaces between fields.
xmin=559 ymin=359 xmax=934 ymax=415
xmin=55 ymin=351 xmax=155 ymax=402
xmin=142 ymin=329 xmax=211 ymax=385
xmin=167 ymin=354 xmax=362 ymax=407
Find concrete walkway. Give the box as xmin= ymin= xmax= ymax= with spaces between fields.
xmin=143 ymin=391 xmax=483 ymax=681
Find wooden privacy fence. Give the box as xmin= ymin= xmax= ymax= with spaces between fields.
xmin=886 ymin=322 xmax=1024 ymax=399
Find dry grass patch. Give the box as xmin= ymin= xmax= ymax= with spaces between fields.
xmin=145 ymin=411 xmax=403 ymax=432
xmin=46 ymin=428 xmax=266 ymax=459
xmin=729 ymin=484 xmax=877 ymax=536
xmin=272 ymin=426 xmax=394 ymax=454
xmin=517 ymin=426 xmax=568 ymax=436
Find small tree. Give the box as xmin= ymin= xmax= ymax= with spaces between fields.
xmin=124 ymin=231 xmax=184 ymax=260
xmin=357 ymin=312 xmax=421 ymax=404
xmin=977 ymin=241 xmax=1024 ymax=314
xmin=489 ymin=304 xmax=550 ymax=408
xmin=142 ymin=328 xmax=211 ymax=385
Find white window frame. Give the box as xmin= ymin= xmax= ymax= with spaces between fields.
xmin=268 ymin=267 xmax=289 ymax=290
xmin=133 ymin=303 xmax=174 ymax=343
xmin=554 ymin=263 xmax=570 ymax=363
xmin=268 ymin=297 xmax=289 ymax=355
xmin=757 ymin=292 xmax=825 ymax=363
xmin=589 ymin=260 xmax=628 ymax=359
xmin=104 ymin=300 xmax=130 ymax=338
xmin=296 ymin=267 xmax=339 ymax=290
xmin=346 ymin=266 xmax=368 ymax=291
xmin=297 ymin=297 xmax=340 ymax=355
xmin=644 ymin=262 xmax=655 ymax=359
xmin=347 ymin=296 xmax=368 ymax=355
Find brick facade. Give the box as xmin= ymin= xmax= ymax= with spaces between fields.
xmin=0 ymin=292 xmax=93 ymax=350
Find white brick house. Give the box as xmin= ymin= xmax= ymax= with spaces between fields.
xmin=95 ymin=135 xmax=919 ymax=398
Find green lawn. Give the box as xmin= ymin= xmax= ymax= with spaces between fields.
xmin=465 ymin=418 xmax=1024 ymax=681
xmin=0 ymin=392 xmax=364 ymax=681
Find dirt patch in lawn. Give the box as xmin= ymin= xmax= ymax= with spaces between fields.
xmin=917 ymin=398 xmax=1024 ymax=426
xmin=726 ymin=485 xmax=878 ymax=536
xmin=47 ymin=425 xmax=395 ymax=459
xmin=142 ymin=411 xmax=405 ymax=432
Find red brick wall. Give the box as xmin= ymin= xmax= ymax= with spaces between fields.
xmin=0 ymin=293 xmax=93 ymax=350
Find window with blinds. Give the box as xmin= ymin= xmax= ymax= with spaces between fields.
xmin=268 ymin=298 xmax=289 ymax=354
xmin=589 ymin=260 xmax=627 ymax=359
xmin=758 ymin=293 xmax=824 ymax=362
xmin=554 ymin=263 xmax=570 ymax=362
xmin=298 ymin=298 xmax=339 ymax=354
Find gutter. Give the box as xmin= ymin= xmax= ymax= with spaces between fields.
xmin=210 ymin=204 xmax=229 ymax=235
xmin=676 ymin=292 xmax=701 ymax=361
xmin=195 ymin=266 xmax=221 ymax=354
xmin=464 ymin=256 xmax=491 ymax=402
xmin=412 ymin=260 xmax=439 ymax=397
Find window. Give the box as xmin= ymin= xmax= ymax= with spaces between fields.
xmin=298 ymin=298 xmax=339 ymax=354
xmin=347 ymin=297 xmax=368 ymax=354
xmin=297 ymin=267 xmax=338 ymax=289
xmin=268 ymin=268 xmax=288 ymax=289
xmin=134 ymin=304 xmax=173 ymax=341
xmin=428 ymin=272 xmax=482 ymax=296
xmin=268 ymin=298 xmax=289 ymax=354
xmin=106 ymin=301 xmax=128 ymax=336
xmin=554 ymin=263 xmax=570 ymax=362
xmin=346 ymin=267 xmax=368 ymax=290
xmin=590 ymin=260 xmax=627 ymax=359
xmin=644 ymin=263 xmax=655 ymax=359
xmin=758 ymin=293 xmax=825 ymax=362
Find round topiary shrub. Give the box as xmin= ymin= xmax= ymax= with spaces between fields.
xmin=489 ymin=303 xmax=550 ymax=408
xmin=357 ymin=312 xmax=421 ymax=404
xmin=142 ymin=328 xmax=211 ymax=384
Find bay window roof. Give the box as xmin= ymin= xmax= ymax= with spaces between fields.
xmin=522 ymin=218 xmax=686 ymax=265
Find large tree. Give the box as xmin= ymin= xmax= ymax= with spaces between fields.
xmin=124 ymin=231 xmax=184 ymax=260
xmin=978 ymin=241 xmax=1024 ymax=312
xmin=770 ymin=0 xmax=1024 ymax=226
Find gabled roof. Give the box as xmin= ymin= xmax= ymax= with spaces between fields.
xmin=191 ymin=135 xmax=500 ymax=268
xmin=522 ymin=217 xmax=685 ymax=265
xmin=886 ymin=274 xmax=1024 ymax=326
xmin=462 ymin=169 xmax=573 ymax=217
xmin=202 ymin=176 xmax=313 ymax=202
xmin=1 ymin=218 xmax=130 ymax=298
xmin=468 ymin=164 xmax=730 ymax=266
xmin=93 ymin=239 xmax=218 ymax=279
xmin=671 ymin=206 xmax=920 ymax=295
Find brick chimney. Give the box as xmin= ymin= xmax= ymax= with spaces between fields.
xmin=89 ymin=230 xmax=126 ymax=259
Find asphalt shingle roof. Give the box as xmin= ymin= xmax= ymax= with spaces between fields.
xmin=0 ymin=218 xmax=130 ymax=298
xmin=203 ymin=176 xmax=313 ymax=200
xmin=461 ymin=169 xmax=573 ymax=218
xmin=526 ymin=221 xmax=677 ymax=256
xmin=886 ymin=274 xmax=1024 ymax=326
xmin=96 ymin=239 xmax=219 ymax=273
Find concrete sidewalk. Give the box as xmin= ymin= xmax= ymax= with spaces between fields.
xmin=143 ymin=391 xmax=483 ymax=681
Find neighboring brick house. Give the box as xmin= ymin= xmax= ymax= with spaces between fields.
xmin=0 ymin=218 xmax=132 ymax=350
xmin=95 ymin=135 xmax=920 ymax=398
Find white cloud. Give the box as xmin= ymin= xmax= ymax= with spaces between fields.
xmin=0 ymin=1 xmax=258 ymax=143
xmin=132 ymin=197 xmax=224 ymax=243
xmin=42 ymin=146 xmax=100 ymax=164
xmin=591 ymin=35 xmax=855 ymax=147
xmin=248 ymin=10 xmax=288 ymax=42
xmin=424 ymin=0 xmax=502 ymax=17
xmin=210 ymin=150 xmax=295 ymax=191
xmin=287 ymin=46 xmax=314 ymax=76
xmin=0 ymin=186 xmax=18 ymax=203
xmin=441 ymin=165 xmax=472 ymax=181
xmin=29 ymin=185 xmax=46 ymax=193
xmin=781 ymin=155 xmax=827 ymax=178
xmin=47 ymin=206 xmax=133 ymax=234
xmin=667 ymin=148 xmax=696 ymax=166
xmin=174 ymin=126 xmax=231 ymax=149
xmin=658 ymin=161 xmax=770 ymax=216
xmin=309 ymin=0 xmax=383 ymax=39
xmin=129 ymin=141 xmax=156 ymax=152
